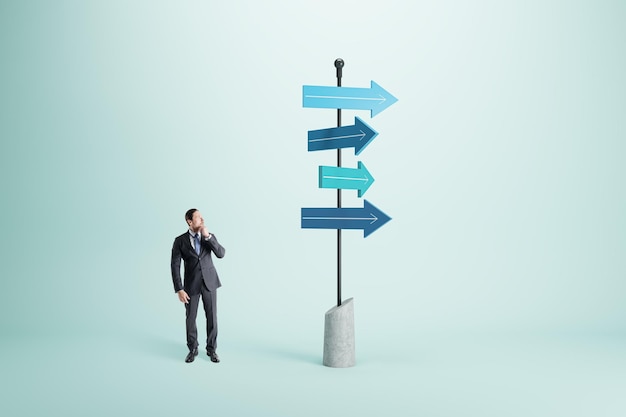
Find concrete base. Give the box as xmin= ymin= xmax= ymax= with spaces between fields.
xmin=323 ymin=298 xmax=355 ymax=368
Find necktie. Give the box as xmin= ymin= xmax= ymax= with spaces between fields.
xmin=194 ymin=234 xmax=201 ymax=255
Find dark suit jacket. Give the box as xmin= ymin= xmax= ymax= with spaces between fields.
xmin=171 ymin=232 xmax=226 ymax=295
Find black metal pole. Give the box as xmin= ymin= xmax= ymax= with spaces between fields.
xmin=335 ymin=58 xmax=344 ymax=307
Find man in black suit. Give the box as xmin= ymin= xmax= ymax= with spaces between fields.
xmin=171 ymin=208 xmax=226 ymax=363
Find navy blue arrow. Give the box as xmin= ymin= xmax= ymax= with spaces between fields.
xmin=308 ymin=116 xmax=378 ymax=155
xmin=301 ymin=200 xmax=391 ymax=238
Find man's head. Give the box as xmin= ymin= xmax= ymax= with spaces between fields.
xmin=185 ymin=208 xmax=204 ymax=232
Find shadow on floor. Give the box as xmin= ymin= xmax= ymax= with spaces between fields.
xmin=230 ymin=339 xmax=322 ymax=366
xmin=130 ymin=332 xmax=185 ymax=362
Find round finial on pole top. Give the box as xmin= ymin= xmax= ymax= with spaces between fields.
xmin=335 ymin=58 xmax=344 ymax=80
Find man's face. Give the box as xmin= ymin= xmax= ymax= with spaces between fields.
xmin=187 ymin=211 xmax=204 ymax=232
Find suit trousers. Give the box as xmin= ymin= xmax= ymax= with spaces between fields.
xmin=185 ymin=283 xmax=218 ymax=353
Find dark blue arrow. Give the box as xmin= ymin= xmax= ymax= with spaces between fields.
xmin=308 ymin=116 xmax=378 ymax=155
xmin=301 ymin=200 xmax=391 ymax=238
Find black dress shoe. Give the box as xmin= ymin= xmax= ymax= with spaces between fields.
xmin=185 ymin=348 xmax=198 ymax=363
xmin=207 ymin=351 xmax=220 ymax=363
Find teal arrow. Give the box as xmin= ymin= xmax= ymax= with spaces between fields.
xmin=319 ymin=161 xmax=374 ymax=198
xmin=303 ymin=81 xmax=398 ymax=117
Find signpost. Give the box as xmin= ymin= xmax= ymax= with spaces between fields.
xmin=301 ymin=59 xmax=397 ymax=367
xmin=307 ymin=116 xmax=378 ymax=155
xmin=301 ymin=199 xmax=391 ymax=238
xmin=318 ymin=162 xmax=374 ymax=197
xmin=303 ymin=80 xmax=398 ymax=117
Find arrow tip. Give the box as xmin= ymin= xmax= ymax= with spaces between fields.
xmin=353 ymin=116 xmax=379 ymax=156
xmin=370 ymin=81 xmax=398 ymax=117
xmin=357 ymin=161 xmax=375 ymax=198
xmin=363 ymin=200 xmax=391 ymax=237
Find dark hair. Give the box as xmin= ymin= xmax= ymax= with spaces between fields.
xmin=185 ymin=208 xmax=198 ymax=223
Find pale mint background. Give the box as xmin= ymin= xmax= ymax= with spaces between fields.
xmin=1 ymin=1 xmax=625 ymax=416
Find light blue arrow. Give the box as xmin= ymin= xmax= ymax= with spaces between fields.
xmin=319 ymin=161 xmax=374 ymax=198
xmin=303 ymin=81 xmax=398 ymax=117
xmin=308 ymin=116 xmax=378 ymax=155
xmin=301 ymin=200 xmax=391 ymax=238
